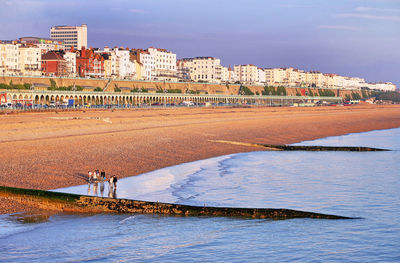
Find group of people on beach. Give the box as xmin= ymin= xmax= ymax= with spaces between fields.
xmin=87 ymin=170 xmax=118 ymax=198
xmin=88 ymin=170 xmax=118 ymax=188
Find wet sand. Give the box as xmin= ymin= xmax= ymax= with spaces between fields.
xmin=1 ymin=105 xmax=400 ymax=214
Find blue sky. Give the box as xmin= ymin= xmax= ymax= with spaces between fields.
xmin=1 ymin=0 xmax=399 ymax=86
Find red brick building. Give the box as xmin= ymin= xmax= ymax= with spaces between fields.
xmin=41 ymin=51 xmax=67 ymax=76
xmin=76 ymin=47 xmax=105 ymax=78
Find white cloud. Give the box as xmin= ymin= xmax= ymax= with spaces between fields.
xmin=319 ymin=25 xmax=361 ymax=31
xmin=355 ymin=6 xmax=400 ymax=13
xmin=337 ymin=13 xmax=400 ymax=21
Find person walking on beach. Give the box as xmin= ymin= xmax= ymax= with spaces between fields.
xmin=93 ymin=171 xmax=98 ymax=182
xmin=101 ymin=170 xmax=106 ymax=182
xmin=112 ymin=175 xmax=118 ymax=188
xmin=88 ymin=171 xmax=93 ymax=184
xmin=108 ymin=176 xmax=115 ymax=198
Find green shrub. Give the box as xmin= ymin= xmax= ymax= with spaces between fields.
xmin=239 ymin=85 xmax=254 ymax=95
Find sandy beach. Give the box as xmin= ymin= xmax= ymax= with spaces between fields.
xmin=1 ymin=105 xmax=400 ymax=214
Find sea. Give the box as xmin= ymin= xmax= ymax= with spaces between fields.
xmin=0 ymin=128 xmax=399 ymax=262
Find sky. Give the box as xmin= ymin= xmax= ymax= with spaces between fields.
xmin=0 ymin=0 xmax=399 ymax=86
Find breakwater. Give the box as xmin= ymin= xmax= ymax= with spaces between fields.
xmin=211 ymin=140 xmax=388 ymax=151
xmin=260 ymin=144 xmax=389 ymax=151
xmin=0 ymin=186 xmax=355 ymax=219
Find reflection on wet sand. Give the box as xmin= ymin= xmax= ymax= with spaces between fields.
xmin=88 ymin=181 xmax=116 ymax=198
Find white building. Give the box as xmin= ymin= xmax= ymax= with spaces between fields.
xmin=148 ymin=47 xmax=176 ymax=81
xmin=218 ymin=65 xmax=229 ymax=83
xmin=234 ymin=64 xmax=259 ymax=85
xmin=63 ymin=51 xmax=76 ymax=77
xmin=177 ymin=57 xmax=221 ymax=83
xmin=0 ymin=43 xmax=19 ymax=75
xmin=98 ymin=47 xmax=135 ymax=79
xmin=367 ymin=82 xmax=396 ymax=92
xmin=265 ymin=68 xmax=285 ymax=86
xmin=342 ymin=77 xmax=366 ymax=90
xmin=258 ymin=68 xmax=266 ymax=85
xmin=139 ymin=50 xmax=155 ymax=80
xmin=114 ymin=48 xmax=135 ymax=79
xmin=228 ymin=67 xmax=238 ymax=83
xmin=18 ymin=46 xmax=41 ymax=76
xmin=131 ymin=47 xmax=177 ymax=81
xmin=50 ymin=24 xmax=87 ymax=50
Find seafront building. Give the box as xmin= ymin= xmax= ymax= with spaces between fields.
xmin=0 ymin=31 xmax=397 ymax=91
xmin=50 ymin=24 xmax=87 ymax=50
xmin=18 ymin=46 xmax=41 ymax=76
xmin=41 ymin=51 xmax=67 ymax=77
xmin=98 ymin=47 xmax=136 ymax=79
xmin=0 ymin=43 xmax=19 ymax=75
xmin=131 ymin=47 xmax=177 ymax=81
xmin=63 ymin=51 xmax=77 ymax=77
xmin=177 ymin=57 xmax=222 ymax=83
xmin=234 ymin=64 xmax=260 ymax=85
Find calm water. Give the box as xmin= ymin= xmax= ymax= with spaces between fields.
xmin=1 ymin=128 xmax=400 ymax=262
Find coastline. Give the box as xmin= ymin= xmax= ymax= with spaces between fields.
xmin=1 ymin=105 xmax=400 ymax=214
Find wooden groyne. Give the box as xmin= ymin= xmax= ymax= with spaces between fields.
xmin=0 ymin=186 xmax=356 ymax=220
xmin=211 ymin=140 xmax=389 ymax=151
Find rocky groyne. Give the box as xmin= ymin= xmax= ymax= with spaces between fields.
xmin=0 ymin=186 xmax=356 ymax=220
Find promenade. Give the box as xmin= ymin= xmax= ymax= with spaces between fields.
xmin=1 ymin=89 xmax=342 ymax=108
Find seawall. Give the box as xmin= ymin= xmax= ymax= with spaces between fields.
xmin=0 ymin=76 xmax=363 ymax=97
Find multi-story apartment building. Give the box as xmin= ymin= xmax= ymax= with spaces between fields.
xmin=228 ymin=66 xmax=238 ymax=83
xmin=234 ymin=64 xmax=259 ymax=85
xmin=367 ymin=82 xmax=396 ymax=91
xmin=149 ymin=47 xmax=176 ymax=81
xmin=41 ymin=51 xmax=67 ymax=77
xmin=258 ymin=68 xmax=266 ymax=85
xmin=130 ymin=47 xmax=176 ymax=81
xmin=305 ymin=71 xmax=325 ymax=88
xmin=101 ymin=47 xmax=135 ymax=79
xmin=218 ymin=65 xmax=229 ymax=83
xmin=0 ymin=43 xmax=19 ymax=75
xmin=342 ymin=77 xmax=366 ymax=90
xmin=264 ymin=68 xmax=285 ymax=86
xmin=131 ymin=49 xmax=155 ymax=80
xmin=76 ymin=47 xmax=104 ymax=78
xmin=176 ymin=59 xmax=191 ymax=81
xmin=50 ymin=24 xmax=87 ymax=50
xmin=18 ymin=46 xmax=41 ymax=76
xmin=63 ymin=51 xmax=76 ymax=77
xmin=177 ymin=57 xmax=221 ymax=83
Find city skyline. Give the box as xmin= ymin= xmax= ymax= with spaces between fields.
xmin=1 ymin=0 xmax=399 ymax=87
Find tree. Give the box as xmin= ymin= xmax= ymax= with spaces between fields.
xmin=50 ymin=79 xmax=57 ymax=90
xmin=262 ymin=86 xmax=276 ymax=95
xmin=277 ymin=86 xmax=287 ymax=96
xmin=376 ymin=92 xmax=400 ymax=102
xmin=239 ymin=85 xmax=254 ymax=95
xmin=361 ymin=90 xmax=368 ymax=98
xmin=94 ymin=87 xmax=102 ymax=92
xmin=351 ymin=92 xmax=361 ymax=100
